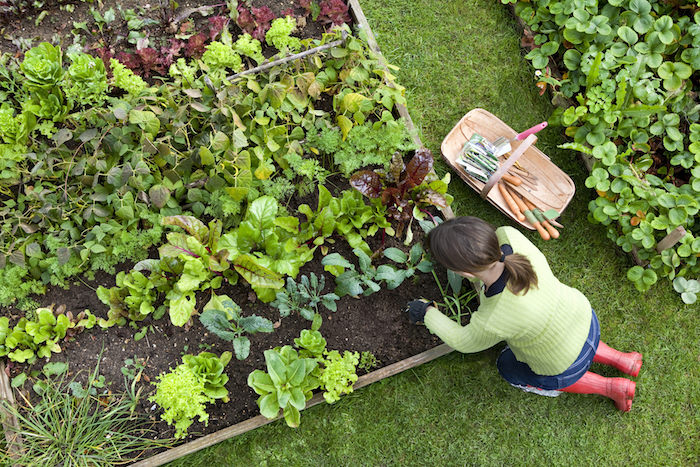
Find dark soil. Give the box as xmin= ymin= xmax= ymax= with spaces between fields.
xmin=3 ymin=174 xmax=456 ymax=446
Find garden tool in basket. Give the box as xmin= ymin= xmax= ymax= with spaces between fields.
xmin=492 ymin=122 xmax=548 ymax=157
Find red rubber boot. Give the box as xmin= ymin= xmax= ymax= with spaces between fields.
xmin=593 ymin=341 xmax=643 ymax=377
xmin=561 ymin=372 xmax=636 ymax=412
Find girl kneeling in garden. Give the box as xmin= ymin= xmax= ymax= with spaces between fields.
xmin=407 ymin=216 xmax=642 ymax=411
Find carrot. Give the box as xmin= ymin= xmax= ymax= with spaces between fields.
xmin=498 ymin=183 xmax=524 ymax=222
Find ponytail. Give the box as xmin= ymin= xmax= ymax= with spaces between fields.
xmin=502 ymin=253 xmax=537 ymax=295
xmin=427 ymin=217 xmax=537 ymax=295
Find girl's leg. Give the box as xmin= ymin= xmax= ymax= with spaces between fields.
xmin=560 ymin=371 xmax=636 ymax=412
xmin=593 ymin=341 xmax=643 ymax=377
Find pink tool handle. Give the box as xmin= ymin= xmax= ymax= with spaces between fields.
xmin=515 ymin=122 xmax=548 ymax=141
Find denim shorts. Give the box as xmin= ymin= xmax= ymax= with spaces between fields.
xmin=496 ymin=309 xmax=600 ymax=390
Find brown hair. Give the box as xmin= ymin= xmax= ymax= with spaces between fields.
xmin=426 ymin=217 xmax=538 ymax=295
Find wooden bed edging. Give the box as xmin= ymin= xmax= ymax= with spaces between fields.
xmin=128 ymin=343 xmax=454 ymax=467
xmin=0 ymin=359 xmax=22 ymax=467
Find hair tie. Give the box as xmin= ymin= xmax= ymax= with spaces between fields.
xmin=499 ymin=253 xmax=506 ymax=263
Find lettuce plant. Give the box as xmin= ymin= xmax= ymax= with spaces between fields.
xmin=319 ymin=349 xmax=359 ymax=403
xmin=109 ymin=58 xmax=148 ymax=96
xmin=294 ymin=328 xmax=327 ymax=359
xmin=63 ymin=52 xmax=108 ymax=107
xmin=0 ymin=306 xmax=97 ymax=364
xmin=181 ymin=351 xmax=232 ymax=401
xmin=20 ymin=42 xmax=64 ymax=90
xmin=265 ymin=16 xmax=302 ymax=55
xmin=149 ymin=363 xmax=212 ymax=439
xmin=150 ymin=350 xmax=232 ymax=438
xmin=350 ymin=148 xmax=452 ymax=238
xmin=234 ymin=33 xmax=265 ymax=65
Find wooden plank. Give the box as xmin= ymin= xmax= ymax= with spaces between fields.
xmin=0 ymin=359 xmax=23 ymax=465
xmin=128 ymin=344 xmax=454 ymax=467
xmin=656 ymin=226 xmax=687 ymax=253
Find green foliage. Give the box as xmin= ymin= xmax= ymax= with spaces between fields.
xmin=322 ymin=248 xmax=382 ymax=297
xmin=181 ymin=351 xmax=233 ymax=401
xmin=202 ymin=40 xmax=243 ymax=72
xmin=63 ymin=52 xmax=108 ymax=107
xmin=305 ymin=119 xmax=416 ymax=178
xmin=266 ymin=16 xmax=302 ymax=54
xmin=247 ymin=345 xmax=320 ymax=428
xmin=150 ymin=351 xmax=231 ymax=439
xmin=150 ymin=363 xmax=213 ymax=439
xmin=20 ymin=42 xmax=64 ymax=90
xmin=294 ymin=328 xmax=327 ymax=359
xmin=672 ymin=276 xmax=700 ymax=304
xmin=375 ymin=244 xmax=434 ymax=289
xmin=0 ymin=28 xmax=422 ymax=317
xmin=110 ymin=58 xmax=148 ymax=95
xmin=235 ymin=33 xmax=265 ymax=65
xmin=199 ymin=293 xmax=274 ymax=360
xmin=351 ymin=148 xmax=452 ymax=239
xmin=0 ymin=361 xmax=171 ymax=467
xmin=518 ymin=0 xmax=700 ymax=297
xmin=358 ymin=350 xmax=381 ymax=372
xmin=0 ymin=305 xmax=96 ymax=364
xmin=318 ymin=349 xmax=359 ymax=403
xmin=271 ymin=273 xmax=340 ymax=321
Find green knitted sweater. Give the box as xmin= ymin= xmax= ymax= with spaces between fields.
xmin=424 ymin=226 xmax=592 ymax=375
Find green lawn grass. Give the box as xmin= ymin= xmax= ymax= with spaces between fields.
xmin=166 ymin=0 xmax=700 ymax=465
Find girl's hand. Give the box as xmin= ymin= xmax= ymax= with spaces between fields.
xmin=405 ymin=299 xmax=436 ymax=324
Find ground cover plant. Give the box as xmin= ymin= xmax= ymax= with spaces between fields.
xmin=0 ymin=0 xmax=468 ymax=461
xmin=508 ymin=0 xmax=700 ymax=298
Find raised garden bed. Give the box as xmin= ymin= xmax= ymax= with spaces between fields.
xmin=0 ymin=1 xmax=466 ymax=465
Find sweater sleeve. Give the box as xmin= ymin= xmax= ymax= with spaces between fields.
xmin=423 ymin=306 xmax=503 ymax=353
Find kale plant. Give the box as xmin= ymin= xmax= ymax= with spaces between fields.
xmin=271 ymin=273 xmax=340 ymax=321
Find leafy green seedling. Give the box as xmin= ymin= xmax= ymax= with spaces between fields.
xmin=199 ymin=294 xmax=274 ymax=360
xmin=375 ymin=244 xmax=433 ymax=290
xmin=271 ymin=273 xmax=340 ymax=321
xmin=248 ymin=346 xmax=320 ymax=428
xmin=322 ymin=248 xmax=381 ymax=297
